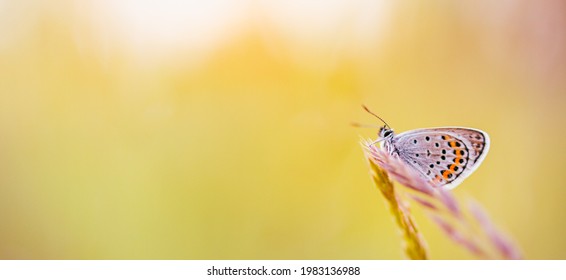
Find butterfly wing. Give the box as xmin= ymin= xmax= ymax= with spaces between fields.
xmin=392 ymin=127 xmax=490 ymax=189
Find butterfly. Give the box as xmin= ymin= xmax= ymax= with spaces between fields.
xmin=359 ymin=106 xmax=490 ymax=190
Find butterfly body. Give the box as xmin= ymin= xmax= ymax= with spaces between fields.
xmin=377 ymin=126 xmax=490 ymax=190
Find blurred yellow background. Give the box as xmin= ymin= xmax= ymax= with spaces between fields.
xmin=0 ymin=0 xmax=565 ymax=259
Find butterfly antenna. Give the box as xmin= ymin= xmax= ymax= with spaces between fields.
xmin=350 ymin=122 xmax=382 ymax=129
xmin=362 ymin=105 xmax=390 ymax=128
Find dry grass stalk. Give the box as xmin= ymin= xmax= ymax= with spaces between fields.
xmin=363 ymin=141 xmax=522 ymax=259
xmin=368 ymin=158 xmax=428 ymax=259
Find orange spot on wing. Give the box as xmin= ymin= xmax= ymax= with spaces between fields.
xmin=454 ymin=153 xmax=462 ymax=166
xmin=431 ymin=175 xmax=442 ymax=184
xmin=449 ymin=164 xmax=457 ymax=172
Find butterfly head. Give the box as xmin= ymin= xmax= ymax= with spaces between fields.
xmin=379 ymin=126 xmax=394 ymax=140
xmin=359 ymin=105 xmax=393 ymax=145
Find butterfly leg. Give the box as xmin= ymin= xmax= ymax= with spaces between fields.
xmin=369 ymin=138 xmax=386 ymax=147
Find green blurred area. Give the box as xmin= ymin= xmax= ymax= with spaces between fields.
xmin=0 ymin=1 xmax=565 ymax=259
